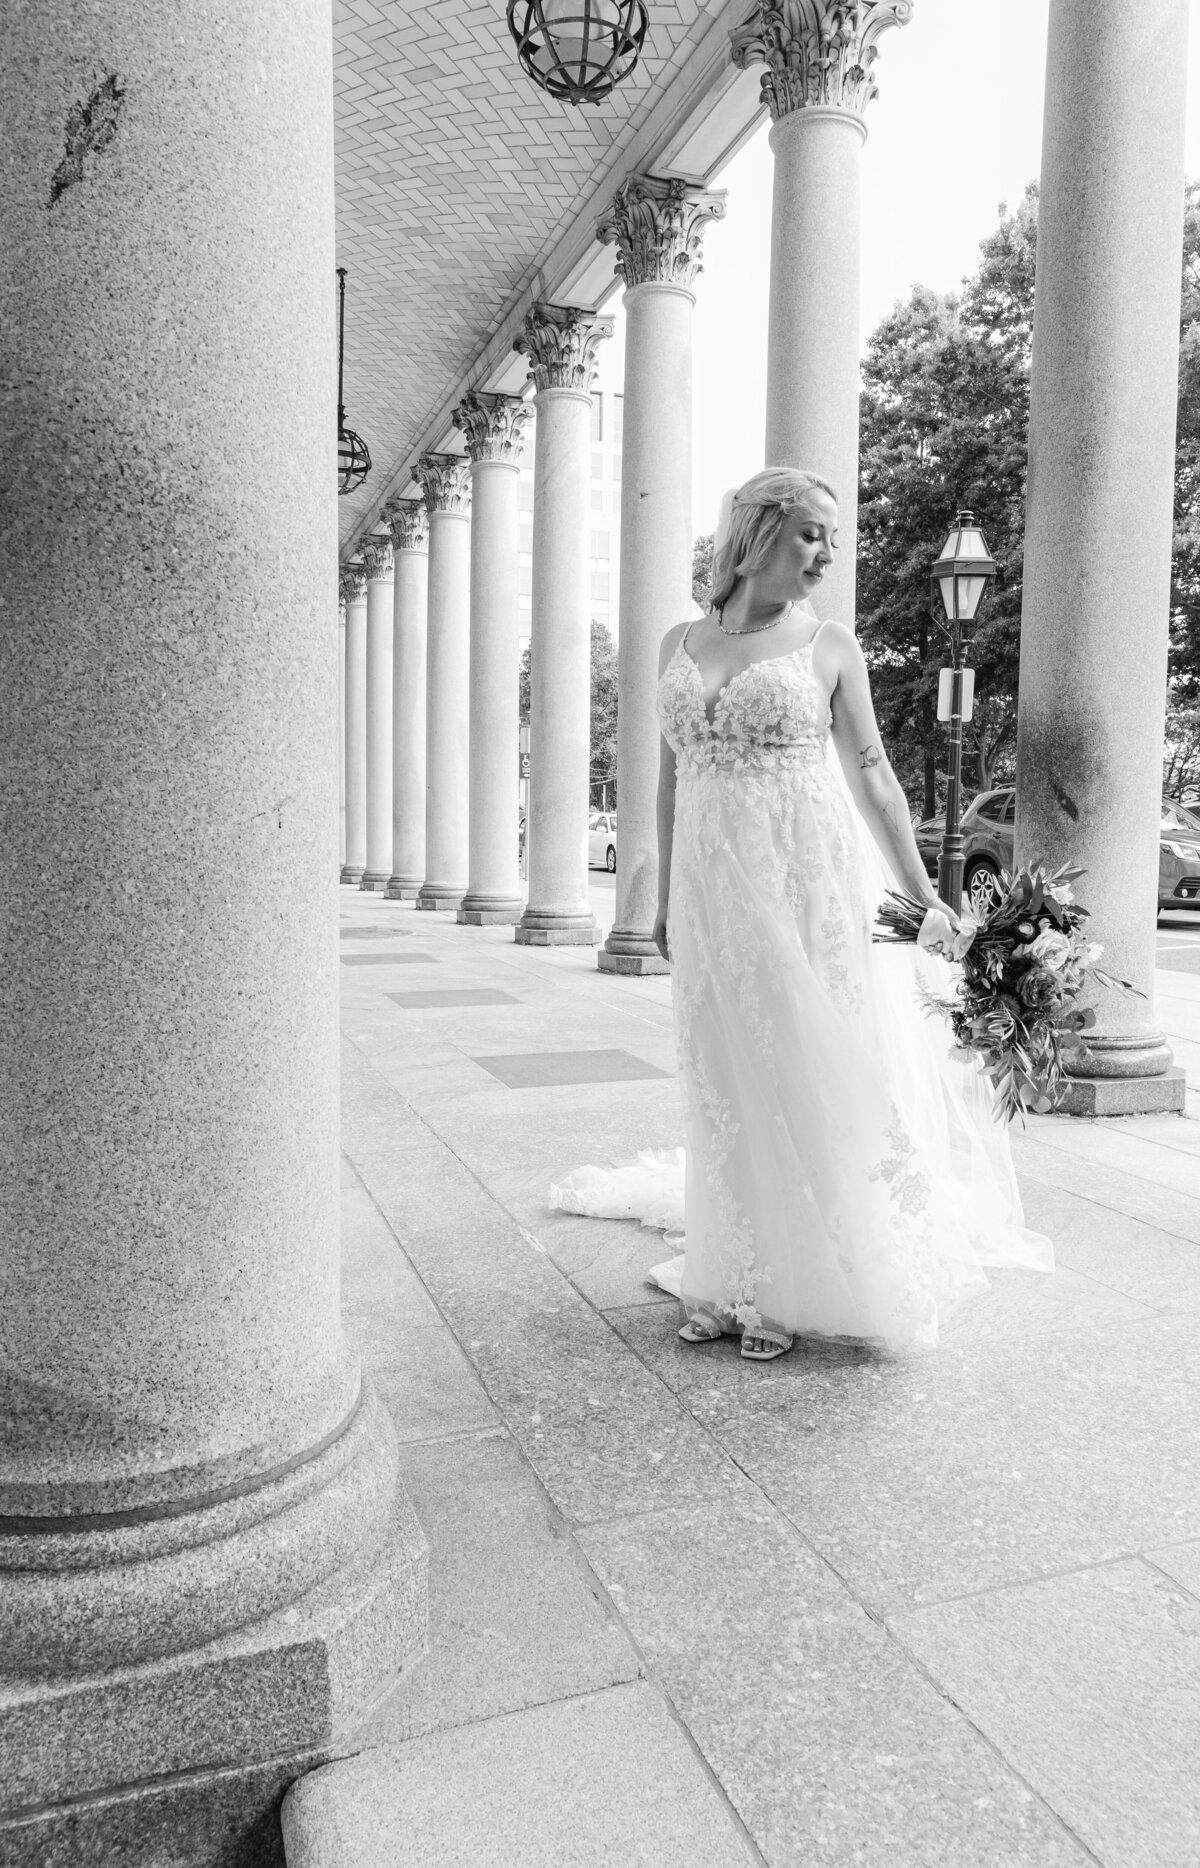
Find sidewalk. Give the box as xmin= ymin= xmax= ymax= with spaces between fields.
xmin=284 ymin=889 xmax=1200 ymax=1867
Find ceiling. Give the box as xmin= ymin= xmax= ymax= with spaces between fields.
xmin=333 ymin=0 xmax=765 ymax=555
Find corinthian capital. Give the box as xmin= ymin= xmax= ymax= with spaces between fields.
xmin=597 ymin=176 xmax=728 ymax=291
xmin=383 ymin=497 xmax=429 ymax=552
xmin=514 ymin=303 xmax=614 ymax=393
xmin=358 ymin=534 xmax=394 ymax=581
xmin=452 ymin=391 xmax=533 ymax=465
xmin=731 ymin=0 xmax=913 ymax=123
xmin=339 ymin=562 xmax=368 ymax=604
xmin=415 ymin=452 xmax=472 ymax=515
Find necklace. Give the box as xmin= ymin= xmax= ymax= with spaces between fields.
xmin=716 ymin=600 xmax=793 ymax=637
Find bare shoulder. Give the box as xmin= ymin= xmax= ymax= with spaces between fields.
xmin=812 ymin=618 xmax=865 ymax=685
xmin=658 ymin=619 xmax=691 ymax=674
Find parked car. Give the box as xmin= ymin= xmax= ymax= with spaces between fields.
xmin=914 ymin=789 xmax=1200 ymax=915
xmin=588 ymin=810 xmax=617 ymax=872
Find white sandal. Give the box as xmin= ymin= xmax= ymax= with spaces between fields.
xmin=740 ymin=1328 xmax=793 ymax=1362
xmin=678 ymin=1315 xmax=723 ymax=1344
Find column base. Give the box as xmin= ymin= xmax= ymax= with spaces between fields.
xmin=1051 ymin=1065 xmax=1187 ymax=1117
xmin=415 ymin=884 xmax=465 ymax=913
xmin=358 ymin=871 xmax=391 ymax=892
xmin=599 ymin=928 xmax=670 ymax=976
xmin=0 ymin=1388 xmax=427 ymax=1866
xmin=596 ymin=950 xmax=670 ymax=976
xmin=1065 ymin=1029 xmax=1174 ymax=1079
xmin=514 ymin=910 xmax=598 ymax=947
xmin=384 ymin=876 xmax=422 ymax=901
xmin=340 ymin=865 xmax=365 ymax=885
xmin=457 ymin=892 xmax=523 ymax=926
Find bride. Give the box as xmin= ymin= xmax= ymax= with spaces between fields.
xmin=553 ymin=468 xmax=1052 ymax=1360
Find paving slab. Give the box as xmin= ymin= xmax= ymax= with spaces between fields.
xmin=1146 ymin=1536 xmax=1200 ymax=1598
xmin=579 ymin=1496 xmax=1090 ymax=1868
xmin=603 ymin=1306 xmax=1200 ymax=1611
xmin=281 ymin=1683 xmax=758 ymax=1868
xmin=1019 ymin=1176 xmax=1200 ymax=1315
xmin=471 ymin=1046 xmax=672 ymax=1087
xmin=341 ymin=1042 xmax=743 ymax=1527
xmin=361 ymin=1431 xmax=639 ymax=1746
xmin=892 ymin=1560 xmax=1200 ymax=1868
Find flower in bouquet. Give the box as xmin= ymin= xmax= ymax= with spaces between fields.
xmin=874 ymin=863 xmax=1141 ymax=1124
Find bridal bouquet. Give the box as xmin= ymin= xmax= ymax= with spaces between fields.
xmin=875 ymin=864 xmax=1139 ymax=1124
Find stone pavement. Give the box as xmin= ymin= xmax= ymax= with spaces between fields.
xmin=283 ymin=884 xmax=1200 ymax=1867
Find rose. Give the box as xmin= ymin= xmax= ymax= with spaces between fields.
xmin=1027 ymin=929 xmax=1073 ymax=973
xmin=1018 ymin=966 xmax=1062 ymax=1010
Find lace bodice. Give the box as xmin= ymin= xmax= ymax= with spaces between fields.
xmin=657 ymin=635 xmax=832 ymax=773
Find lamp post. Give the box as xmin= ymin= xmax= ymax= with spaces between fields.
xmin=931 ymin=511 xmax=997 ymax=915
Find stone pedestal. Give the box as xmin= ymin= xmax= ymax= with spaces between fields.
xmin=1015 ymin=0 xmax=1189 ymax=1116
xmin=416 ymin=455 xmax=471 ymax=913
xmin=359 ymin=537 xmax=395 ymax=891
xmin=342 ymin=570 xmax=368 ymax=883
xmin=383 ymin=501 xmax=429 ymax=901
xmin=733 ymin=1 xmax=911 ymax=627
xmin=595 ymin=179 xmax=725 ymax=977
xmin=513 ymin=305 xmax=613 ymax=947
xmin=454 ymin=393 xmax=532 ymax=926
xmin=0 ymin=1 xmax=424 ymax=1854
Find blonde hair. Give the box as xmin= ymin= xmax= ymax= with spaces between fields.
xmin=709 ymin=467 xmax=838 ymax=613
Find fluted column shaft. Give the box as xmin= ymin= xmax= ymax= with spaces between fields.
xmin=514 ymin=305 xmax=613 ymax=946
xmin=384 ymin=501 xmax=429 ymax=899
xmin=360 ymin=538 xmax=394 ymax=891
xmin=417 ymin=454 xmax=472 ymax=911
xmin=733 ymin=1 xmax=912 ymax=626
xmin=342 ymin=574 xmax=368 ymax=883
xmin=1014 ymin=0 xmax=1189 ymax=1111
xmin=0 ymin=0 xmax=419 ymax=1828
xmin=596 ymin=178 xmax=725 ymax=975
xmin=454 ymin=394 xmax=531 ymax=925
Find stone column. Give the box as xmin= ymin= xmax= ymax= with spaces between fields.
xmin=342 ymin=563 xmax=368 ymax=884
xmin=733 ymin=0 xmax=912 ymax=625
xmin=383 ymin=500 xmax=429 ymax=900
xmin=338 ymin=585 xmax=348 ymax=871
xmin=514 ymin=304 xmax=614 ymax=946
xmin=453 ymin=392 xmax=533 ymax=925
xmin=1014 ymin=0 xmax=1189 ymax=1117
xmin=596 ymin=177 xmax=726 ymax=976
xmin=359 ymin=535 xmax=395 ymax=891
xmin=0 ymin=0 xmax=424 ymax=1848
xmin=416 ymin=454 xmax=472 ymax=911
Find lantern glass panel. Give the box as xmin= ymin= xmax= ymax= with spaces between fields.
xmin=955 ymin=572 xmax=987 ymax=620
xmin=937 ymin=573 xmax=956 ymax=620
xmin=957 ymin=528 xmax=987 ymax=561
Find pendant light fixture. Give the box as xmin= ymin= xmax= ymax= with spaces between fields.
xmin=507 ymin=0 xmax=648 ymax=105
xmin=336 ymin=267 xmax=371 ymax=497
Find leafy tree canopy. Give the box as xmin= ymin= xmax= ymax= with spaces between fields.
xmin=519 ymin=620 xmax=618 ymax=806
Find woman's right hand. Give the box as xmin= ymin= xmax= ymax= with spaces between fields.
xmin=652 ymin=910 xmax=670 ymax=963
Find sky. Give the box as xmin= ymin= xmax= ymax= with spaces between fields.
xmin=594 ymin=0 xmax=1200 ymax=535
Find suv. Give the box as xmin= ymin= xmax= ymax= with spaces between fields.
xmin=914 ymin=790 xmax=1200 ymax=916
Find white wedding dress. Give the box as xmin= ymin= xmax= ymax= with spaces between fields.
xmin=551 ymin=622 xmax=1053 ymax=1354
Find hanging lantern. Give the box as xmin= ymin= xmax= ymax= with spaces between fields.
xmin=507 ymin=0 xmax=649 ymax=105
xmin=335 ymin=267 xmax=371 ymax=497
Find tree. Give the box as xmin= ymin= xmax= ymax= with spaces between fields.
xmin=518 ymin=620 xmax=619 ymax=806
xmin=1169 ymin=182 xmax=1200 ymax=732
xmin=692 ymin=533 xmax=714 ymax=610
xmin=856 ymin=186 xmax=1037 ymax=816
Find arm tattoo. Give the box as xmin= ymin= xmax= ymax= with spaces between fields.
xmin=858 ymin=743 xmax=882 ymax=770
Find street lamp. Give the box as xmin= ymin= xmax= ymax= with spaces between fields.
xmin=335 ymin=268 xmax=371 ymax=497
xmin=930 ymin=510 xmax=997 ymax=915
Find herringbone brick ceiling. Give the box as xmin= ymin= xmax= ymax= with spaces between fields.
xmin=334 ymin=0 xmax=713 ymax=549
